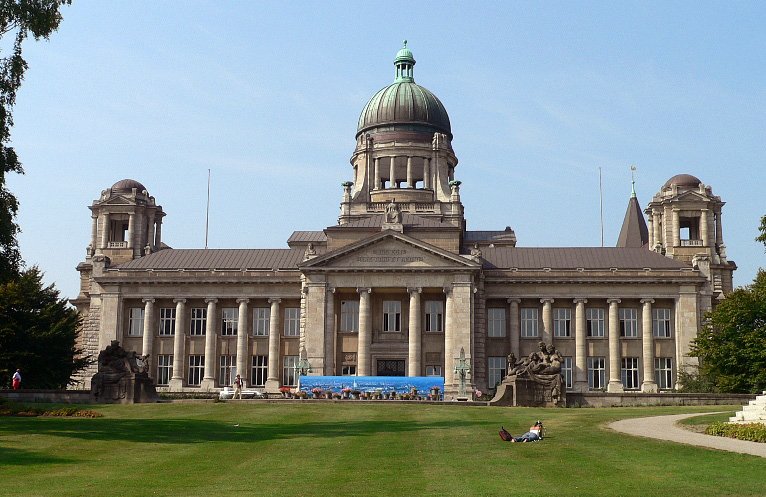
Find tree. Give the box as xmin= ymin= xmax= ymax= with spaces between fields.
xmin=757 ymin=214 xmax=766 ymax=250
xmin=0 ymin=0 xmax=70 ymax=283
xmin=0 ymin=267 xmax=88 ymax=388
xmin=690 ymin=270 xmax=766 ymax=393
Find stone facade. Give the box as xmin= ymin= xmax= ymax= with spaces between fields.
xmin=71 ymin=45 xmax=736 ymax=400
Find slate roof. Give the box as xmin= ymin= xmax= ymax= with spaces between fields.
xmin=481 ymin=247 xmax=689 ymax=270
xmin=115 ymin=249 xmax=306 ymax=270
xmin=616 ymin=196 xmax=649 ymax=248
xmin=287 ymin=231 xmax=327 ymax=243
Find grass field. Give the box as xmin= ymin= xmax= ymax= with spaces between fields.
xmin=1 ymin=402 xmax=764 ymax=497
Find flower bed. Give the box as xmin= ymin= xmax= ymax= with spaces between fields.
xmin=706 ymin=422 xmax=766 ymax=443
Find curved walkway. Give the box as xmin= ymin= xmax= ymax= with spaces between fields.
xmin=608 ymin=413 xmax=766 ymax=458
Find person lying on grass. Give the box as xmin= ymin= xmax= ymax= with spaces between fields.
xmin=499 ymin=421 xmax=543 ymax=442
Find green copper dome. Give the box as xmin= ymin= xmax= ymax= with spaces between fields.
xmin=356 ymin=42 xmax=451 ymax=138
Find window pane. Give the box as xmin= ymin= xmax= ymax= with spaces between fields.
xmin=587 ymin=357 xmax=605 ymax=390
xmin=159 ymin=308 xmax=176 ymax=336
xmin=219 ymin=355 xmax=236 ymax=386
xmin=340 ymin=300 xmax=359 ymax=332
xmin=619 ymin=308 xmax=638 ymax=337
xmin=425 ymin=301 xmax=444 ymax=332
xmin=253 ymin=307 xmax=270 ymax=336
xmin=128 ymin=308 xmax=144 ymax=336
xmin=521 ymin=308 xmax=539 ymax=337
xmin=251 ymin=355 xmax=268 ymax=387
xmin=221 ymin=308 xmax=238 ymax=336
xmin=190 ymin=307 xmax=206 ymax=336
xmin=156 ymin=355 xmax=173 ymax=385
xmin=652 ymin=308 xmax=672 ymax=338
xmin=586 ymin=308 xmax=604 ymax=337
xmin=488 ymin=356 xmax=507 ymax=387
xmin=487 ymin=308 xmax=506 ymax=337
xmin=284 ymin=308 xmax=300 ymax=336
xmin=383 ymin=300 xmax=401 ymax=332
xmin=283 ymin=356 xmax=298 ymax=386
xmin=621 ymin=357 xmax=640 ymax=389
xmin=554 ymin=308 xmax=571 ymax=337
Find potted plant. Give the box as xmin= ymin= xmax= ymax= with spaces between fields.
xmin=430 ymin=386 xmax=441 ymax=399
xmin=359 ymin=392 xmax=368 ymax=400
xmin=332 ymin=392 xmax=342 ymax=400
xmin=279 ymin=386 xmax=292 ymax=399
xmin=341 ymin=387 xmax=352 ymax=399
xmin=295 ymin=390 xmax=307 ymax=399
xmin=351 ymin=389 xmax=361 ymax=400
xmin=325 ymin=389 xmax=334 ymax=399
xmin=311 ymin=387 xmax=323 ymax=399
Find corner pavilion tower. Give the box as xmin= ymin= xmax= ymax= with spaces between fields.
xmin=73 ymin=44 xmax=735 ymax=399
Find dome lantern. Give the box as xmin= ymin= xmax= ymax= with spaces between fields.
xmin=394 ymin=40 xmax=415 ymax=82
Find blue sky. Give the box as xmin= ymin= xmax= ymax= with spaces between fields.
xmin=6 ymin=2 xmax=765 ymax=299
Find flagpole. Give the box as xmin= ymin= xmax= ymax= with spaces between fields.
xmin=599 ymin=167 xmax=604 ymax=247
xmin=205 ymin=169 xmax=211 ymax=249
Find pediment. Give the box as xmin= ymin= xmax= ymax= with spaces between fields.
xmin=674 ymin=190 xmax=709 ymax=203
xmin=300 ymin=231 xmax=480 ymax=271
xmin=101 ymin=195 xmax=132 ymax=205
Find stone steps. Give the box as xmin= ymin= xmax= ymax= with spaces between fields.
xmin=729 ymin=391 xmax=766 ymax=423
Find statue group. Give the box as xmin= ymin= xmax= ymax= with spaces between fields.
xmin=91 ymin=340 xmax=158 ymax=403
xmin=490 ymin=342 xmax=566 ymax=407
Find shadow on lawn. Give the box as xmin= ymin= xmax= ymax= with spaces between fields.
xmin=0 ymin=446 xmax=75 ymax=465
xmin=0 ymin=417 xmax=482 ymax=445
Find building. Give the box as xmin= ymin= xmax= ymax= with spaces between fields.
xmin=72 ymin=44 xmax=736 ymax=398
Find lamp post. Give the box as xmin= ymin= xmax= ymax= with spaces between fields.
xmin=454 ymin=347 xmax=471 ymax=401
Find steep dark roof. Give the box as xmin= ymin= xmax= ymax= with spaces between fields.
xmin=481 ymin=247 xmax=688 ymax=270
xmin=115 ymin=249 xmax=305 ymax=270
xmin=616 ymin=196 xmax=649 ymax=248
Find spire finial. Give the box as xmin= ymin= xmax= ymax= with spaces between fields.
xmin=403 ymin=39 xmax=407 ymax=48
xmin=630 ymin=165 xmax=637 ymax=198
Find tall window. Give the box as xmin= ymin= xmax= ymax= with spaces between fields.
xmin=128 ymin=308 xmax=144 ymax=337
xmin=341 ymin=365 xmax=357 ymax=376
xmin=655 ymin=357 xmax=673 ymax=389
xmin=553 ymin=308 xmax=572 ymax=337
xmin=251 ymin=355 xmax=268 ymax=387
xmin=253 ymin=307 xmax=270 ymax=336
xmin=156 ymin=355 xmax=173 ymax=385
xmin=425 ymin=301 xmax=444 ymax=332
xmin=487 ymin=308 xmax=507 ymax=337
xmin=219 ymin=355 xmax=236 ymax=387
xmin=283 ymin=355 xmax=298 ymax=386
xmin=221 ymin=307 xmax=238 ymax=335
xmin=383 ymin=300 xmax=401 ymax=332
xmin=425 ymin=365 xmax=442 ymax=377
xmin=520 ymin=308 xmax=539 ymax=337
xmin=340 ymin=300 xmax=359 ymax=332
xmin=586 ymin=308 xmax=605 ymax=337
xmin=159 ymin=307 xmax=176 ymax=336
xmin=652 ymin=308 xmax=672 ymax=338
xmin=562 ymin=357 xmax=573 ymax=390
xmin=587 ymin=357 xmax=606 ymax=390
xmin=619 ymin=308 xmax=638 ymax=337
xmin=188 ymin=355 xmax=204 ymax=385
xmin=284 ymin=308 xmax=300 ymax=336
xmin=190 ymin=307 xmax=206 ymax=336
xmin=488 ymin=356 xmax=507 ymax=388
xmin=621 ymin=357 xmax=640 ymax=390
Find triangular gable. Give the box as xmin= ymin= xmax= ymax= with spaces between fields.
xmin=300 ymin=230 xmax=480 ymax=270
xmin=673 ymin=190 xmax=710 ymax=203
xmin=101 ymin=195 xmax=132 ymax=205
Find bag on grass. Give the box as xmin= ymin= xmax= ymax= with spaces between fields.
xmin=499 ymin=426 xmax=512 ymax=442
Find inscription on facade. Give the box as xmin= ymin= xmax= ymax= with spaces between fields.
xmin=357 ymin=249 xmax=424 ymax=263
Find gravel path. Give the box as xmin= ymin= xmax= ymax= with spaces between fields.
xmin=608 ymin=413 xmax=766 ymax=458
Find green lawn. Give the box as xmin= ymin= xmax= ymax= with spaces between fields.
xmin=1 ymin=402 xmax=764 ymax=497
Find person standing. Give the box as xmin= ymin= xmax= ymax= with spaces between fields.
xmin=12 ymin=369 xmax=21 ymax=390
xmin=233 ymin=374 xmax=243 ymax=399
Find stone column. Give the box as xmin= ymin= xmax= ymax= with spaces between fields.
xmin=540 ymin=298 xmax=554 ymax=343
xmin=100 ymin=213 xmax=110 ymax=249
xmin=715 ymin=209 xmax=723 ymax=246
xmin=641 ymin=298 xmax=658 ymax=392
xmin=700 ymin=209 xmax=709 ymax=246
xmin=357 ymin=288 xmax=372 ymax=376
xmin=423 ymin=158 xmax=430 ymax=189
xmin=147 ymin=211 xmax=156 ymax=251
xmin=155 ymin=217 xmax=163 ymax=248
xmin=389 ymin=156 xmax=396 ymax=188
xmin=573 ymin=298 xmax=588 ymax=392
xmin=444 ymin=287 xmax=455 ymax=387
xmin=606 ymin=298 xmax=623 ymax=392
xmin=373 ymin=157 xmax=380 ymax=190
xmin=201 ymin=298 xmax=218 ymax=389
xmin=236 ymin=298 xmax=249 ymax=381
xmin=169 ymin=298 xmax=186 ymax=389
xmin=653 ymin=212 xmax=662 ymax=248
xmin=90 ymin=214 xmax=98 ymax=254
xmin=672 ymin=209 xmax=680 ymax=247
xmin=265 ymin=298 xmax=281 ymax=392
xmin=507 ymin=298 xmax=521 ymax=358
xmin=407 ymin=287 xmax=421 ymax=376
xmin=127 ymin=213 xmax=135 ymax=249
xmin=141 ymin=298 xmax=155 ymax=377
xmin=406 ymin=156 xmax=413 ymax=188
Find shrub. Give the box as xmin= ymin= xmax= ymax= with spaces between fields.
xmin=706 ymin=422 xmax=766 ymax=443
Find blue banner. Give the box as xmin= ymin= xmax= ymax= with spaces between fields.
xmin=298 ymin=376 xmax=443 ymax=394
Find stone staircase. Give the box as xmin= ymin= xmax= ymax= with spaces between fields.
xmin=729 ymin=391 xmax=766 ymax=423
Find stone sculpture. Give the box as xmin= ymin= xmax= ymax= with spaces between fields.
xmin=91 ymin=340 xmax=158 ymax=404
xmin=490 ymin=341 xmax=566 ymax=407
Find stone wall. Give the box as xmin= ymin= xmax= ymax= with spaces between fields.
xmin=566 ymin=392 xmax=754 ymax=407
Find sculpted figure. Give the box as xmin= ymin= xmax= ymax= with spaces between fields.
xmin=384 ymin=200 xmax=401 ymax=223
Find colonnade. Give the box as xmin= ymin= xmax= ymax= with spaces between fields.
xmin=372 ymin=155 xmax=434 ymax=190
xmin=93 ymin=211 xmax=162 ymax=252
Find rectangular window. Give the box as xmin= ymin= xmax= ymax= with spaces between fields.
xmin=655 ymin=357 xmax=673 ymax=389
xmin=221 ymin=308 xmax=238 ymax=336
xmin=619 ymin=308 xmax=638 ymax=337
xmin=520 ymin=308 xmax=539 ymax=337
xmin=425 ymin=301 xmax=444 ymax=332
xmin=190 ymin=307 xmax=206 ymax=336
xmin=128 ymin=308 xmax=144 ymax=337
xmin=554 ymin=308 xmax=572 ymax=337
xmin=587 ymin=357 xmax=606 ymax=390
xmin=488 ymin=356 xmax=507 ymax=388
xmin=219 ymin=355 xmax=236 ymax=387
xmin=487 ymin=308 xmax=507 ymax=338
xmin=340 ymin=300 xmax=359 ymax=332
xmin=252 ymin=355 xmax=268 ymax=387
xmin=586 ymin=308 xmax=605 ymax=337
xmin=253 ymin=307 xmax=270 ymax=336
xmin=652 ymin=308 xmax=672 ymax=338
xmin=383 ymin=300 xmax=401 ymax=332
xmin=283 ymin=355 xmax=298 ymax=386
xmin=284 ymin=308 xmax=300 ymax=336
xmin=341 ymin=365 xmax=356 ymax=376
xmin=425 ymin=365 xmax=443 ymax=377
xmin=621 ymin=357 xmax=640 ymax=390
xmin=187 ymin=355 xmax=204 ymax=386
xmin=156 ymin=355 xmax=173 ymax=386
xmin=159 ymin=307 xmax=176 ymax=336
xmin=562 ymin=357 xmax=573 ymax=390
